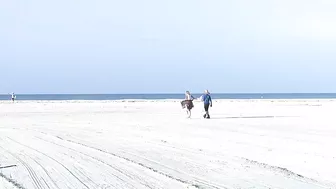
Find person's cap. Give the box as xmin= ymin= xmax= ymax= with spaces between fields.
xmin=205 ymin=90 xmax=210 ymax=94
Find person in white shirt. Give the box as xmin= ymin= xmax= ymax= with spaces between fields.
xmin=181 ymin=91 xmax=195 ymax=118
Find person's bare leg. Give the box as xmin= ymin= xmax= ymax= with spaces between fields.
xmin=187 ymin=110 xmax=191 ymax=118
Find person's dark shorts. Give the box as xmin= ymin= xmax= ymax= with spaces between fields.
xmin=204 ymin=103 xmax=210 ymax=111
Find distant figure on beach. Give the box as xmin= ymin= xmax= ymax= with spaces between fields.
xmin=10 ymin=92 xmax=16 ymax=102
xmin=181 ymin=91 xmax=195 ymax=118
xmin=201 ymin=90 xmax=212 ymax=119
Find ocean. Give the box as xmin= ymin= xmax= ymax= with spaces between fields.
xmin=1 ymin=93 xmax=336 ymax=101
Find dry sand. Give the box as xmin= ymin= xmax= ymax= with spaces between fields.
xmin=0 ymin=99 xmax=336 ymax=189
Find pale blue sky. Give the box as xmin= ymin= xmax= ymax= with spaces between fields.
xmin=1 ymin=0 xmax=335 ymax=94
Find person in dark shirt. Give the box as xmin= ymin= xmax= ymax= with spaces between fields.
xmin=201 ymin=90 xmax=212 ymax=119
xmin=11 ymin=92 xmax=16 ymax=102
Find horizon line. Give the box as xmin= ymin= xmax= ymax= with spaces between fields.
xmin=2 ymin=92 xmax=336 ymax=95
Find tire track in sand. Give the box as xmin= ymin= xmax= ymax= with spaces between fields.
xmin=0 ymin=172 xmax=27 ymax=189
xmin=5 ymin=127 xmax=208 ymax=188
xmin=241 ymin=157 xmax=335 ymax=189
xmin=0 ymin=145 xmax=43 ymax=189
xmin=5 ymin=127 xmax=155 ymax=189
xmin=30 ymin=158 xmax=61 ymax=189
xmin=6 ymin=137 xmax=90 ymax=189
xmin=35 ymin=135 xmax=176 ymax=189
xmin=54 ymin=136 xmax=224 ymax=189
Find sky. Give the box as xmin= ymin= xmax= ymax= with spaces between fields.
xmin=1 ymin=0 xmax=336 ymax=94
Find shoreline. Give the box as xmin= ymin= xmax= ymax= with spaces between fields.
xmin=0 ymin=98 xmax=335 ymax=103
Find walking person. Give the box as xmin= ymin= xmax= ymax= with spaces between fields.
xmin=201 ymin=90 xmax=212 ymax=119
xmin=10 ymin=92 xmax=16 ymax=102
xmin=181 ymin=91 xmax=195 ymax=118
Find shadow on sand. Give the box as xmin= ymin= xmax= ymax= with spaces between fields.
xmin=210 ymin=115 xmax=298 ymax=119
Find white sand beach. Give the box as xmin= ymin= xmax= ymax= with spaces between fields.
xmin=0 ymin=99 xmax=336 ymax=189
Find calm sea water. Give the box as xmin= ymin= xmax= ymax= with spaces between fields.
xmin=1 ymin=93 xmax=336 ymax=101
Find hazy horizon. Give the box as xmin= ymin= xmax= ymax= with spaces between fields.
xmin=2 ymin=92 xmax=336 ymax=95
